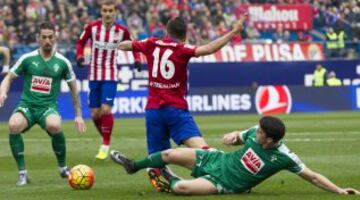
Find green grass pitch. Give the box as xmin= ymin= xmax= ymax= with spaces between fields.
xmin=0 ymin=112 xmax=359 ymax=200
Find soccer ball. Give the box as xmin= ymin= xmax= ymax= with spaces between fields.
xmin=68 ymin=164 xmax=95 ymax=190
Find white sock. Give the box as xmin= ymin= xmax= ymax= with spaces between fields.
xmin=101 ymin=145 xmax=109 ymax=151
xmin=19 ymin=170 xmax=27 ymax=175
xmin=59 ymin=166 xmax=68 ymax=172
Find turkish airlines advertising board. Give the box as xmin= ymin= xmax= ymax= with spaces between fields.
xmin=236 ymin=4 xmax=313 ymax=30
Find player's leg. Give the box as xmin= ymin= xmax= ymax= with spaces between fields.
xmin=95 ymin=81 xmax=117 ymax=159
xmin=171 ymin=178 xmax=218 ymax=195
xmin=8 ymin=108 xmax=33 ymax=186
xmin=39 ymin=109 xmax=69 ymax=178
xmin=111 ymin=148 xmax=197 ymax=172
xmin=89 ymin=81 xmax=106 ymax=159
xmin=167 ymin=107 xmax=210 ymax=149
xmin=145 ymin=109 xmax=171 ymax=190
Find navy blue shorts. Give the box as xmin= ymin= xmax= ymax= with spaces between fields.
xmin=88 ymin=81 xmax=117 ymax=108
xmin=146 ymin=107 xmax=202 ymax=154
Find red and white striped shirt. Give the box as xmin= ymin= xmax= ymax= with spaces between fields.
xmin=76 ymin=20 xmax=139 ymax=81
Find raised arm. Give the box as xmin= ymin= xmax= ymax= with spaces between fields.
xmin=298 ymin=167 xmax=360 ymax=195
xmin=0 ymin=72 xmax=17 ymax=107
xmin=194 ymin=15 xmax=247 ymax=57
xmin=118 ymin=41 xmax=133 ymax=51
xmin=0 ymin=46 xmax=10 ymax=74
xmin=67 ymin=80 xmax=86 ymax=133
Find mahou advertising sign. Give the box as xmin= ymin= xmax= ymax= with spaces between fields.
xmin=237 ymin=4 xmax=313 ymax=30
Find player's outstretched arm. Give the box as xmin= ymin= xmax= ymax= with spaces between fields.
xmin=194 ymin=15 xmax=247 ymax=57
xmin=0 ymin=72 xmax=16 ymax=107
xmin=117 ymin=41 xmax=133 ymax=51
xmin=223 ymin=131 xmax=244 ymax=145
xmin=0 ymin=46 xmax=10 ymax=74
xmin=67 ymin=80 xmax=86 ymax=133
xmin=298 ymin=167 xmax=360 ymax=195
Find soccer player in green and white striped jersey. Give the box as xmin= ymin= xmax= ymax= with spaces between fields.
xmin=0 ymin=22 xmax=86 ymax=186
xmin=111 ymin=116 xmax=359 ymax=195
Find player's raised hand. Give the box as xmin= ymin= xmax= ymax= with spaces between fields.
xmin=232 ymin=13 xmax=248 ymax=32
xmin=75 ymin=116 xmax=86 ymax=133
xmin=0 ymin=91 xmax=7 ymax=107
xmin=223 ymin=131 xmax=240 ymax=145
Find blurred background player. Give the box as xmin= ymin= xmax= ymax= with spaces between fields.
xmin=0 ymin=22 xmax=86 ymax=186
xmin=0 ymin=46 xmax=10 ymax=74
xmin=117 ymin=15 xmax=247 ymax=191
xmin=111 ymin=116 xmax=360 ymax=195
xmin=76 ymin=0 xmax=141 ymax=160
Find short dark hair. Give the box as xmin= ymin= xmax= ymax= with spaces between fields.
xmin=259 ymin=116 xmax=285 ymax=142
xmin=102 ymin=0 xmax=115 ymax=6
xmin=166 ymin=17 xmax=187 ymax=40
xmin=39 ymin=22 xmax=55 ymax=32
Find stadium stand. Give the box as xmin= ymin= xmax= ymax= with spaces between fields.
xmin=0 ymin=0 xmax=359 ymax=61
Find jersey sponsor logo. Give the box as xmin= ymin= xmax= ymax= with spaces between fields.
xmin=94 ymin=41 xmax=118 ymax=50
xmin=255 ymin=85 xmax=292 ymax=115
xmin=241 ymin=148 xmax=265 ymax=174
xmin=31 ymin=75 xmax=53 ymax=94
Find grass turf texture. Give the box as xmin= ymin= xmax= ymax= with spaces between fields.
xmin=0 ymin=111 xmax=359 ymax=200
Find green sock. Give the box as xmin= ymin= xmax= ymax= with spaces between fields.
xmin=9 ymin=134 xmax=25 ymax=171
xmin=170 ymin=178 xmax=181 ymax=190
xmin=134 ymin=152 xmax=167 ymax=170
xmin=51 ymin=132 xmax=66 ymax=167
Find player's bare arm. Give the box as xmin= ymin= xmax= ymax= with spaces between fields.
xmin=117 ymin=41 xmax=133 ymax=51
xmin=0 ymin=46 xmax=10 ymax=74
xmin=67 ymin=80 xmax=86 ymax=133
xmin=298 ymin=167 xmax=360 ymax=195
xmin=223 ymin=131 xmax=244 ymax=145
xmin=0 ymin=72 xmax=17 ymax=107
xmin=195 ymin=15 xmax=247 ymax=57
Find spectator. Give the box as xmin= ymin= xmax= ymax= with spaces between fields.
xmin=245 ymin=22 xmax=260 ymax=42
xmin=313 ymin=64 xmax=327 ymax=87
xmin=326 ymin=71 xmax=342 ymax=86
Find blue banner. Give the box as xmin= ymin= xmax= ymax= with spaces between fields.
xmin=1 ymin=86 xmax=359 ymax=121
xmin=2 ymin=59 xmax=360 ymax=92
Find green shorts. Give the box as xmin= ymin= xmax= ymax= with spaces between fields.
xmin=191 ymin=150 xmax=235 ymax=194
xmin=13 ymin=102 xmax=59 ymax=132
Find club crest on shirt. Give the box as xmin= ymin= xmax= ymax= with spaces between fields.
xmin=241 ymin=148 xmax=265 ymax=174
xmin=53 ymin=64 xmax=60 ymax=73
xmin=30 ymin=75 xmax=52 ymax=94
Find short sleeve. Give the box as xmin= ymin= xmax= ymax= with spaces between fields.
xmin=181 ymin=44 xmax=197 ymax=58
xmin=239 ymin=126 xmax=258 ymax=143
xmin=63 ymin=61 xmax=76 ymax=82
xmin=286 ymin=153 xmax=306 ymax=174
xmin=278 ymin=144 xmax=306 ymax=174
xmin=132 ymin=38 xmax=150 ymax=54
xmin=10 ymin=55 xmax=28 ymax=76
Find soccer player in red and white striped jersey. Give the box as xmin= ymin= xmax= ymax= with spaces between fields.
xmin=76 ymin=0 xmax=141 ymax=159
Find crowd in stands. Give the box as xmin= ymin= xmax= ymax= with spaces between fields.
xmin=0 ymin=0 xmax=359 ymax=58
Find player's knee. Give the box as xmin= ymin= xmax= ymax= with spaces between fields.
xmin=91 ymin=111 xmax=101 ymax=119
xmin=101 ymin=105 xmax=112 ymax=115
xmin=162 ymin=149 xmax=180 ymax=163
xmin=8 ymin=121 xmax=24 ymax=133
xmin=46 ymin=123 xmax=62 ymax=134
